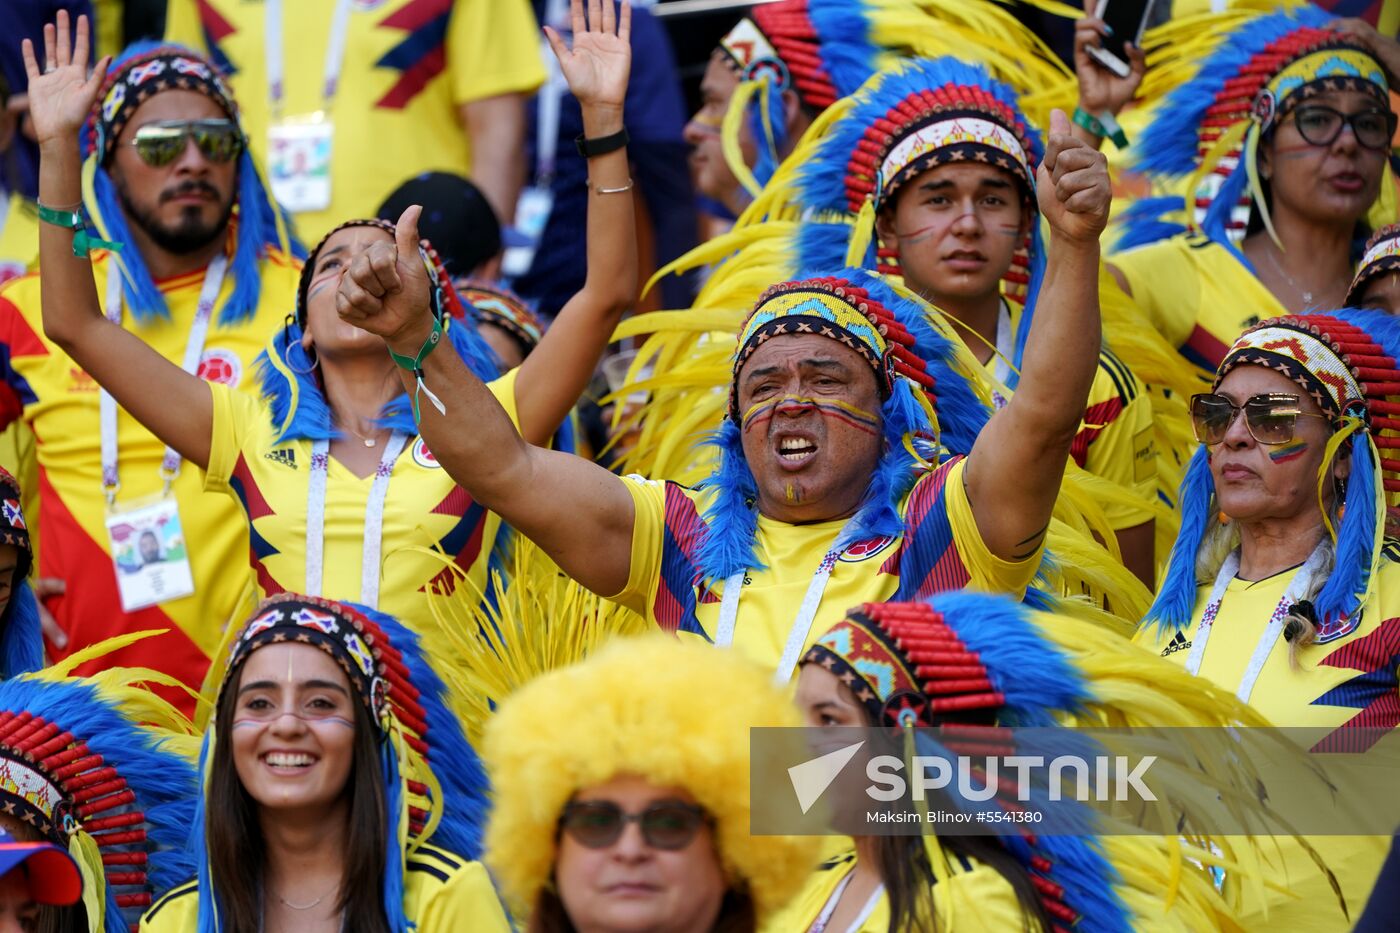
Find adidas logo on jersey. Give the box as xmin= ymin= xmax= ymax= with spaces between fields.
xmin=1161 ymin=631 xmax=1191 ymax=657
xmin=265 ymin=449 xmax=297 ymax=470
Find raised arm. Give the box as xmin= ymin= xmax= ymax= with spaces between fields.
xmin=338 ymin=206 xmax=636 ymax=598
xmin=514 ymin=0 xmax=638 ymax=447
xmin=964 ymin=109 xmax=1110 ymax=562
xmin=25 ymin=13 xmax=213 ymax=469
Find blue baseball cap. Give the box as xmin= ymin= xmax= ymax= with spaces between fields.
xmin=0 ymin=830 xmax=81 ymax=905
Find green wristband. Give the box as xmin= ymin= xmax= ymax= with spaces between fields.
xmin=37 ymin=203 xmax=124 ymax=258
xmin=388 ymin=315 xmax=448 ymax=423
xmin=1072 ymin=106 xmax=1130 ymax=150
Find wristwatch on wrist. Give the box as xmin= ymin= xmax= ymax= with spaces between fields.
xmin=575 ymin=127 xmax=629 ymax=159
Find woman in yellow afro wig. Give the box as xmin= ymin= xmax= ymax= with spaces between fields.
xmin=482 ymin=636 xmax=820 ymax=931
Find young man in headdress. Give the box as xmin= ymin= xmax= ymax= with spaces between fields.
xmin=336 ymin=107 xmax=1111 ymax=681
xmin=0 ymin=18 xmax=298 ymax=706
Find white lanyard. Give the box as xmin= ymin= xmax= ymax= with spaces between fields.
xmin=266 ymin=0 xmax=354 ymax=119
xmin=100 ymin=254 xmax=228 ymax=502
xmin=1185 ymin=545 xmax=1328 ymax=704
xmin=716 ymin=520 xmax=854 ymax=684
xmin=991 ymin=301 xmax=1015 ymax=392
xmin=810 ymin=871 xmax=884 ymax=933
xmin=305 ymin=432 xmax=407 ymax=609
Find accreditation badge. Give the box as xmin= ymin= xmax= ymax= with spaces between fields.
xmin=268 ymin=115 xmax=334 ymax=213
xmin=501 ymin=184 xmax=554 ymax=278
xmin=105 ymin=495 xmax=196 ymax=612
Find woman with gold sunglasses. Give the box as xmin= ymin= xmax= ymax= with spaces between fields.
xmin=1137 ymin=309 xmax=1400 ymax=928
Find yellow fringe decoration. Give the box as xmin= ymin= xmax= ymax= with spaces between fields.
xmin=845 ymin=198 xmax=877 ymax=268
xmin=721 ymin=78 xmax=768 ymax=201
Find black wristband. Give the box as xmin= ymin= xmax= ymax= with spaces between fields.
xmin=575 ymin=127 xmax=629 ymax=159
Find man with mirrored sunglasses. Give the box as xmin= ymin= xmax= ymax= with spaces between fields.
xmin=0 ymin=17 xmax=301 ymax=714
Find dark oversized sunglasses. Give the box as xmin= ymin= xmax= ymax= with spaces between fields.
xmin=1189 ymin=392 xmax=1328 ymax=446
xmin=558 ymin=800 xmax=710 ymax=851
xmin=129 ymin=119 xmax=244 ymax=167
xmin=1285 ymin=105 xmax=1397 ymax=152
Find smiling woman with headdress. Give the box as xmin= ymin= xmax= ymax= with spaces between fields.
xmin=141 ymin=593 xmax=502 ymax=932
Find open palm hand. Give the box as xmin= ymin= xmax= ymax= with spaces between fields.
xmin=545 ymin=0 xmax=632 ymax=111
xmin=21 ymin=11 xmax=109 ymax=148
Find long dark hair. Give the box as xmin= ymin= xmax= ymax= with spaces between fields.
xmin=862 ymin=716 xmax=1053 ymax=933
xmin=530 ymin=886 xmax=756 ymax=933
xmin=205 ymin=652 xmax=392 ymax=933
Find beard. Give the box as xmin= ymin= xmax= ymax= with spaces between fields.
xmin=114 ymin=173 xmax=236 ymax=255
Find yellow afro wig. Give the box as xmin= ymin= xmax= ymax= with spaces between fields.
xmin=482 ymin=636 xmax=820 ymax=920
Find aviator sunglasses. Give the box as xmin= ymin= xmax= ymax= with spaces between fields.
xmin=128 ymin=119 xmax=244 ymax=167
xmin=1190 ymin=392 xmax=1328 ymax=446
xmin=558 ymin=800 xmax=711 ymax=851
xmin=1285 ymin=105 xmax=1397 ymax=152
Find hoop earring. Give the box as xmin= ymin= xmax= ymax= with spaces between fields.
xmin=285 ymin=339 xmax=318 ymax=376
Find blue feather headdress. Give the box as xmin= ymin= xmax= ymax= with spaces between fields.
xmin=1146 ymin=309 xmax=1400 ymax=637
xmin=193 ymin=594 xmax=491 ymax=933
xmin=792 ymin=56 xmax=1047 ymax=382
xmin=1122 ymin=7 xmax=1391 ymax=255
xmin=0 ymin=667 xmax=200 ymax=932
xmin=0 ymin=467 xmax=40 ymax=678
xmin=801 ymin=594 xmax=1130 ymax=932
xmin=258 ymin=220 xmax=499 ymax=444
xmin=695 ymin=269 xmax=989 ymax=582
xmin=79 ymin=41 xmax=301 ymax=327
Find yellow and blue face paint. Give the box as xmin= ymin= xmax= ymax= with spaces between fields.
xmin=741 ymin=395 xmax=881 ymax=436
xmin=1268 ymin=438 xmax=1309 ymax=464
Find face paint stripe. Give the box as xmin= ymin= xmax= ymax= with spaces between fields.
xmin=1268 ymin=439 xmax=1309 ymax=464
xmin=741 ymin=395 xmax=880 ymax=435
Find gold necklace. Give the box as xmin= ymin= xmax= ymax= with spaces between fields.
xmin=336 ymin=418 xmax=380 ymax=449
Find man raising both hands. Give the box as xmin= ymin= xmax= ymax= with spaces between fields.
xmin=338 ymin=104 xmax=1113 ymax=681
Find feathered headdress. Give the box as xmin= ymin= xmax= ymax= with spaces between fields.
xmin=712 ymin=0 xmax=1072 ymax=197
xmin=0 ymin=641 xmax=201 ymax=932
xmin=79 ymin=42 xmax=299 ymax=326
xmin=1120 ymin=7 xmax=1395 ymax=254
xmin=792 ymin=56 xmax=1046 ymax=378
xmin=455 ymin=279 xmax=545 ymax=357
xmin=1347 ymin=223 xmax=1400 ymax=306
xmin=482 ymin=636 xmax=821 ymax=920
xmin=257 ymin=220 xmax=499 ymax=443
xmin=0 ymin=467 xmax=40 ymax=678
xmin=1147 ymin=309 xmax=1400 ymax=636
xmin=802 ymin=592 xmax=1299 ymax=929
xmin=192 ymin=594 xmax=490 ymax=933
xmin=697 ymin=269 xmax=990 ymax=582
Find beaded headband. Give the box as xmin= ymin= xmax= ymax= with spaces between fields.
xmin=729 ymin=276 xmax=933 ymax=419
xmin=83 ymin=48 xmax=239 ymax=164
xmin=457 ymin=279 xmax=545 ymax=353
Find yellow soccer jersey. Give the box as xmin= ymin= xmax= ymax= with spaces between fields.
xmin=164 ymin=0 xmax=546 ymax=241
xmin=204 ymin=369 xmax=522 ymax=633
xmin=764 ymin=849 xmax=1028 ymax=933
xmin=1109 ymin=235 xmax=1286 ymax=377
xmin=1135 ymin=556 xmax=1400 ymax=929
xmin=987 ymin=303 xmax=1156 ymax=531
xmin=140 ymin=844 xmax=513 ymax=931
xmin=610 ymin=456 xmax=1040 ymax=678
xmin=0 ymin=193 xmax=37 ymax=287
xmin=0 ymin=249 xmax=298 ymax=705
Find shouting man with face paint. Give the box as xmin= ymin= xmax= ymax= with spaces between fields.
xmin=334 ymin=102 xmax=1111 ymax=682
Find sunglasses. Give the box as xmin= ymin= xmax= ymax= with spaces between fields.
xmin=1189 ymin=393 xmax=1328 ymax=446
xmin=558 ymin=801 xmax=710 ymax=851
xmin=1285 ymin=105 xmax=1397 ymax=152
xmin=128 ymin=119 xmax=244 ymax=167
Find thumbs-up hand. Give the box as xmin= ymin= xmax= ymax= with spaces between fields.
xmin=336 ymin=205 xmax=434 ymax=348
xmin=1035 ymin=108 xmax=1111 ymax=246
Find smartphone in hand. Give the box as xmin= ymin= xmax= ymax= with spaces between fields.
xmin=1086 ymin=0 xmax=1156 ymax=79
